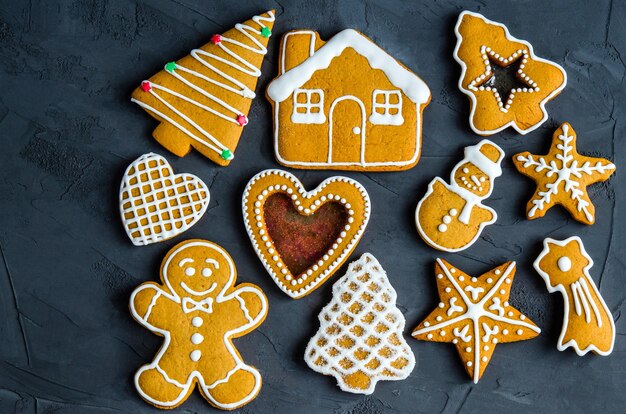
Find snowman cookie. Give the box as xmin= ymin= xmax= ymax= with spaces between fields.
xmin=130 ymin=239 xmax=268 ymax=410
xmin=415 ymin=140 xmax=504 ymax=252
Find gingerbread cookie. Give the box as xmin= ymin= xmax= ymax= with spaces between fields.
xmin=513 ymin=123 xmax=616 ymax=225
xmin=412 ymin=259 xmax=540 ymax=383
xmin=130 ymin=240 xmax=268 ymax=410
xmin=242 ymin=169 xmax=370 ymax=298
xmin=305 ymin=253 xmax=415 ymax=394
xmin=534 ymin=236 xmax=615 ymax=356
xmin=415 ymin=140 xmax=504 ymax=252
xmin=131 ymin=11 xmax=275 ymax=166
xmin=266 ymin=29 xmax=431 ymax=171
xmin=120 ymin=153 xmax=210 ymax=246
xmin=454 ymin=11 xmax=567 ymax=135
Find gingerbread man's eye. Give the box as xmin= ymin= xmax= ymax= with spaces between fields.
xmin=185 ymin=267 xmax=196 ymax=276
xmin=463 ymin=167 xmax=469 ymax=174
xmin=201 ymin=268 xmax=212 ymax=278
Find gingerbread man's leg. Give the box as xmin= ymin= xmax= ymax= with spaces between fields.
xmin=135 ymin=364 xmax=190 ymax=408
xmin=202 ymin=364 xmax=261 ymax=409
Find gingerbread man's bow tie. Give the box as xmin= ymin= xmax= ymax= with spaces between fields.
xmin=182 ymin=297 xmax=214 ymax=314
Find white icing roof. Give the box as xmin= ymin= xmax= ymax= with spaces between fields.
xmin=267 ymin=29 xmax=431 ymax=104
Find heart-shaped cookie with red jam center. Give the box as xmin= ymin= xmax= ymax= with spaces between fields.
xmin=243 ymin=169 xmax=370 ymax=298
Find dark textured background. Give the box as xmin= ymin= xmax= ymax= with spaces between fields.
xmin=1 ymin=0 xmax=624 ymax=413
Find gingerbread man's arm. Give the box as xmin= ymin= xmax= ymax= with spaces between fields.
xmin=130 ymin=282 xmax=179 ymax=331
xmin=218 ymin=283 xmax=268 ymax=336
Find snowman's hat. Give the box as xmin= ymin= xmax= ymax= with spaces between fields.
xmin=464 ymin=140 xmax=504 ymax=179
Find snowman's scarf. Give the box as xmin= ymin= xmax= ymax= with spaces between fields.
xmin=449 ymin=184 xmax=486 ymax=224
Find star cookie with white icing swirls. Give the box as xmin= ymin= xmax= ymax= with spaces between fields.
xmin=412 ymin=259 xmax=540 ymax=383
xmin=513 ymin=122 xmax=615 ymax=225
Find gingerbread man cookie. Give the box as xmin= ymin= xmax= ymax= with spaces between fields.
xmin=412 ymin=259 xmax=541 ymax=383
xmin=513 ymin=123 xmax=615 ymax=225
xmin=415 ymin=140 xmax=504 ymax=252
xmin=534 ymin=236 xmax=615 ymax=356
xmin=130 ymin=240 xmax=268 ymax=410
xmin=454 ymin=11 xmax=566 ymax=135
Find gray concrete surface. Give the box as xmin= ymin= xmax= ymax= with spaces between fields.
xmin=0 ymin=0 xmax=624 ymax=412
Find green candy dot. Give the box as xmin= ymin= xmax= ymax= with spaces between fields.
xmin=165 ymin=61 xmax=177 ymax=72
xmin=221 ymin=149 xmax=233 ymax=160
xmin=260 ymin=27 xmax=271 ymax=38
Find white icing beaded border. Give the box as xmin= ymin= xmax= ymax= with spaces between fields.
xmin=467 ymin=47 xmax=539 ymax=113
xmin=242 ymin=169 xmax=371 ymax=299
xmin=453 ymin=10 xmax=567 ymax=135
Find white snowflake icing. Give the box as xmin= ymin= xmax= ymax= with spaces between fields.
xmin=516 ymin=124 xmax=615 ymax=222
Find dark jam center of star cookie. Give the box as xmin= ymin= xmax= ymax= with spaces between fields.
xmin=479 ymin=55 xmax=531 ymax=103
xmin=263 ymin=193 xmax=348 ymax=277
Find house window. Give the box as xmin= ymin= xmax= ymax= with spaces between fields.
xmin=369 ymin=89 xmax=404 ymax=125
xmin=291 ymin=89 xmax=326 ymax=124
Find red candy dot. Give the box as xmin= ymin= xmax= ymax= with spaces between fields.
xmin=211 ymin=34 xmax=222 ymax=44
xmin=140 ymin=81 xmax=152 ymax=92
xmin=236 ymin=114 xmax=248 ymax=126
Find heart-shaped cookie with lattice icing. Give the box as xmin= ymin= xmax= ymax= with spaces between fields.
xmin=243 ymin=169 xmax=370 ymax=298
xmin=120 ymin=153 xmax=210 ymax=246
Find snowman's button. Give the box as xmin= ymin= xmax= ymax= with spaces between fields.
xmin=191 ymin=333 xmax=204 ymax=345
xmin=443 ymin=215 xmax=452 ymax=224
xmin=438 ymin=224 xmax=447 ymax=232
xmin=190 ymin=350 xmax=202 ymax=362
xmin=449 ymin=209 xmax=458 ymax=217
xmin=192 ymin=317 xmax=203 ymax=327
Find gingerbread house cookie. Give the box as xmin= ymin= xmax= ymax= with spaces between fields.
xmin=266 ymin=29 xmax=431 ymax=171
xmin=454 ymin=11 xmax=567 ymax=135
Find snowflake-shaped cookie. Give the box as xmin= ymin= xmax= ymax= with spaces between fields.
xmin=412 ymin=259 xmax=540 ymax=383
xmin=513 ymin=123 xmax=616 ymax=225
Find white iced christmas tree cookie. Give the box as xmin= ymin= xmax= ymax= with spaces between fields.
xmin=304 ymin=253 xmax=415 ymax=394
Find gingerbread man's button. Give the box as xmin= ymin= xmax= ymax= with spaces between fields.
xmin=191 ymin=333 xmax=204 ymax=344
xmin=192 ymin=316 xmax=203 ymax=327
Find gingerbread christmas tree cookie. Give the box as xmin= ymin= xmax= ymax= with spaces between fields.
xmin=415 ymin=140 xmax=504 ymax=252
xmin=534 ymin=236 xmax=615 ymax=356
xmin=131 ymin=11 xmax=275 ymax=166
xmin=130 ymin=240 xmax=268 ymax=410
xmin=305 ymin=253 xmax=415 ymax=394
xmin=412 ymin=259 xmax=540 ymax=383
xmin=454 ymin=11 xmax=566 ymax=135
xmin=513 ymin=123 xmax=615 ymax=225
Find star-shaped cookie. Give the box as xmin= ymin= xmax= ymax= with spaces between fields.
xmin=513 ymin=122 xmax=616 ymax=225
xmin=412 ymin=259 xmax=540 ymax=383
xmin=454 ymin=11 xmax=567 ymax=135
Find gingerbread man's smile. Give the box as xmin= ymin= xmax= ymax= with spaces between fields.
xmin=180 ymin=281 xmax=217 ymax=297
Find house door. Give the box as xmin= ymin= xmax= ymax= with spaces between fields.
xmin=328 ymin=96 xmax=365 ymax=165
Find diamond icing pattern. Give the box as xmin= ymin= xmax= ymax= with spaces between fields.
xmin=119 ymin=153 xmax=210 ymax=246
xmin=304 ymin=253 xmax=414 ymax=394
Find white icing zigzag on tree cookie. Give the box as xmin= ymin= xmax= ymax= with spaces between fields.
xmin=132 ymin=11 xmax=274 ymax=160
